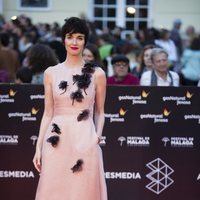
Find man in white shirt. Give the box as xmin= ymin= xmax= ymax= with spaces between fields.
xmin=140 ymin=48 xmax=180 ymax=86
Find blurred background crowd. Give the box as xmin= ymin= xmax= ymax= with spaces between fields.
xmin=0 ymin=13 xmax=200 ymax=86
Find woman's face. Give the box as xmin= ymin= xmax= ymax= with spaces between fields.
xmin=83 ymin=48 xmax=95 ymax=62
xmin=143 ymin=48 xmax=153 ymax=68
xmin=64 ymin=33 xmax=85 ymax=56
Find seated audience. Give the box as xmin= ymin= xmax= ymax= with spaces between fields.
xmin=140 ymin=48 xmax=179 ymax=86
xmin=107 ymin=54 xmax=139 ymax=85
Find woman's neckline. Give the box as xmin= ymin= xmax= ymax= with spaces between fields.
xmin=61 ymin=62 xmax=85 ymax=70
xmin=62 ymin=59 xmax=85 ymax=69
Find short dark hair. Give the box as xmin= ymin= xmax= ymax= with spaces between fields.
xmin=16 ymin=67 xmax=33 ymax=83
xmin=61 ymin=17 xmax=89 ymax=45
xmin=111 ymin=54 xmax=129 ymax=65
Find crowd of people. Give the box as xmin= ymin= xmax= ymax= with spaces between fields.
xmin=0 ymin=14 xmax=200 ymax=86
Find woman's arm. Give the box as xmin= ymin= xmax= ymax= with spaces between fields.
xmin=94 ymin=67 xmax=106 ymax=142
xmin=33 ymin=68 xmax=54 ymax=172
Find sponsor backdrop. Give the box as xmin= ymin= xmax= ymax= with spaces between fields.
xmin=0 ymin=84 xmax=200 ymax=200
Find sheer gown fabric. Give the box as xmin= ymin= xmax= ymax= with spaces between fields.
xmin=35 ymin=63 xmax=107 ymax=200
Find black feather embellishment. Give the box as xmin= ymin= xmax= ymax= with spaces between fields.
xmin=73 ymin=74 xmax=91 ymax=87
xmin=77 ymin=109 xmax=89 ymax=121
xmin=46 ymin=135 xmax=59 ymax=147
xmin=70 ymin=90 xmax=84 ymax=105
xmin=73 ymin=73 xmax=91 ymax=95
xmin=78 ymin=74 xmax=91 ymax=88
xmin=72 ymin=74 xmax=81 ymax=85
xmin=58 ymin=81 xmax=68 ymax=94
xmin=82 ymin=62 xmax=95 ymax=74
xmin=51 ymin=123 xmax=61 ymax=134
xmin=71 ymin=159 xmax=84 ymax=173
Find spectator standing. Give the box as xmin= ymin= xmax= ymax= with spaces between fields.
xmin=183 ymin=25 xmax=198 ymax=49
xmin=47 ymin=25 xmax=66 ymax=62
xmin=179 ymin=37 xmax=200 ymax=86
xmin=170 ymin=18 xmax=183 ymax=58
xmin=0 ymin=31 xmax=20 ymax=82
xmin=26 ymin=43 xmax=59 ymax=84
xmin=140 ymin=48 xmax=179 ymax=86
xmin=154 ymin=28 xmax=178 ymax=69
xmin=98 ymin=33 xmax=113 ymax=61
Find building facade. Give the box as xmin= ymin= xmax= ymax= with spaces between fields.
xmin=0 ymin=0 xmax=200 ymax=34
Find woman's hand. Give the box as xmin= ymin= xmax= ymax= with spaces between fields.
xmin=33 ymin=149 xmax=42 ymax=173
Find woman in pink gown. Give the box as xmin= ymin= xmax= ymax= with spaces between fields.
xmin=33 ymin=17 xmax=107 ymax=200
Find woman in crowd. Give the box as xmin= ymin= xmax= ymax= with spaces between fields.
xmin=132 ymin=44 xmax=155 ymax=79
xmin=83 ymin=43 xmax=104 ymax=69
xmin=26 ymin=43 xmax=59 ymax=84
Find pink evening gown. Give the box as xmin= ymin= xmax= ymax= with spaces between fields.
xmin=35 ymin=62 xmax=107 ymax=200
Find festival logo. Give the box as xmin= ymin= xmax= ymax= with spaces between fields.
xmin=118 ymin=136 xmax=126 ymax=146
xmin=140 ymin=108 xmax=171 ymax=123
xmin=118 ymin=90 xmax=149 ymax=105
xmin=162 ymin=137 xmax=170 ymax=147
xmin=0 ymin=89 xmax=17 ymax=104
xmin=162 ymin=137 xmax=194 ymax=148
xmin=146 ymin=158 xmax=174 ymax=194
xmin=162 ymin=91 xmax=193 ymax=105
xmin=105 ymin=108 xmax=127 ymax=123
xmin=0 ymin=135 xmax=19 ymax=145
xmin=8 ymin=107 xmax=39 ymax=122
xmin=30 ymin=135 xmax=38 ymax=145
xmin=118 ymin=136 xmax=150 ymax=147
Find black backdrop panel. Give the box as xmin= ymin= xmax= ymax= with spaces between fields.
xmin=0 ymin=84 xmax=200 ymax=200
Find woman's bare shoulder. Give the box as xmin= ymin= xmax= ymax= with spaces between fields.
xmin=94 ymin=67 xmax=106 ymax=78
xmin=44 ymin=63 xmax=61 ymax=82
xmin=44 ymin=63 xmax=61 ymax=74
xmin=94 ymin=67 xmax=106 ymax=86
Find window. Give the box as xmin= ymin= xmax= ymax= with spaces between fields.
xmin=92 ymin=0 xmax=150 ymax=32
xmin=93 ymin=0 xmax=117 ymax=30
xmin=17 ymin=0 xmax=52 ymax=11
xmin=125 ymin=0 xmax=149 ymax=31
